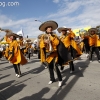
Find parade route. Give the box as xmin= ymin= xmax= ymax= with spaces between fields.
xmin=0 ymin=54 xmax=100 ymax=100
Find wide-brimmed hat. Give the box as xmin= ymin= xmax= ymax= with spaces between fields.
xmin=88 ymin=28 xmax=97 ymax=33
xmin=26 ymin=39 xmax=31 ymax=42
xmin=39 ymin=20 xmax=58 ymax=31
xmin=5 ymin=29 xmax=12 ymax=33
xmin=96 ymin=25 xmax=100 ymax=28
xmin=0 ymin=28 xmax=13 ymax=36
xmin=6 ymin=33 xmax=20 ymax=38
xmin=84 ymin=31 xmax=89 ymax=36
xmin=0 ymin=29 xmax=12 ymax=35
xmin=57 ymin=26 xmax=71 ymax=33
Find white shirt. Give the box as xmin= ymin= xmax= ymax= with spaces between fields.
xmin=0 ymin=47 xmax=3 ymax=51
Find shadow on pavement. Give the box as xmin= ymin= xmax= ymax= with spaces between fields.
xmin=26 ymin=59 xmax=40 ymax=64
xmin=19 ymin=57 xmax=90 ymax=100
xmin=0 ymin=65 xmax=13 ymax=71
xmin=0 ymin=61 xmax=9 ymax=64
xmin=0 ymin=80 xmax=15 ymax=90
xmin=20 ymin=87 xmax=50 ymax=100
xmin=0 ymin=74 xmax=11 ymax=80
xmin=22 ymin=64 xmax=45 ymax=76
xmin=48 ymin=58 xmax=90 ymax=100
xmin=0 ymin=80 xmax=26 ymax=100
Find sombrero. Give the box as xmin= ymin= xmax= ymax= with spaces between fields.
xmin=0 ymin=28 xmax=12 ymax=36
xmin=84 ymin=31 xmax=89 ymax=36
xmin=57 ymin=26 xmax=71 ymax=33
xmin=6 ymin=32 xmax=20 ymax=38
xmin=96 ymin=25 xmax=100 ymax=28
xmin=5 ymin=29 xmax=12 ymax=33
xmin=26 ymin=39 xmax=31 ymax=42
xmin=0 ymin=29 xmax=13 ymax=34
xmin=88 ymin=28 xmax=97 ymax=33
xmin=39 ymin=20 xmax=58 ymax=31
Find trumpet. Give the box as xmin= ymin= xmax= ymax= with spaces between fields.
xmin=43 ymin=34 xmax=53 ymax=52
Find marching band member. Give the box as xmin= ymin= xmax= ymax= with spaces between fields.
xmin=18 ymin=36 xmax=25 ymax=54
xmin=57 ymin=26 xmax=82 ymax=73
xmin=6 ymin=32 xmax=27 ymax=78
xmin=79 ymin=31 xmax=90 ymax=57
xmin=0 ymin=29 xmax=12 ymax=60
xmin=24 ymin=39 xmax=32 ymax=61
xmin=4 ymin=44 xmax=9 ymax=60
xmin=86 ymin=28 xmax=100 ymax=62
xmin=37 ymin=34 xmax=48 ymax=68
xmin=0 ymin=45 xmax=3 ymax=60
xmin=39 ymin=20 xmax=62 ymax=87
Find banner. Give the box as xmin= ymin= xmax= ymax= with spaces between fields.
xmin=73 ymin=26 xmax=91 ymax=36
xmin=73 ymin=29 xmax=80 ymax=36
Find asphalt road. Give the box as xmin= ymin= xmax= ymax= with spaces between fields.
xmin=0 ymin=54 xmax=100 ymax=100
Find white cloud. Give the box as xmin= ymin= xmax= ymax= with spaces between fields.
xmin=47 ymin=0 xmax=100 ymax=29
xmin=53 ymin=0 xmax=59 ymax=3
xmin=0 ymin=14 xmax=43 ymax=38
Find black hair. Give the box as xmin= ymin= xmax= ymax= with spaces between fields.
xmin=13 ymin=36 xmax=17 ymax=40
xmin=45 ymin=26 xmax=52 ymax=31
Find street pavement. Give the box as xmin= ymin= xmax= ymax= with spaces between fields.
xmin=0 ymin=54 xmax=100 ymax=100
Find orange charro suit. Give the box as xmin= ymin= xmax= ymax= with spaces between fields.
xmin=24 ymin=43 xmax=32 ymax=53
xmin=40 ymin=34 xmax=59 ymax=64
xmin=60 ymin=31 xmax=82 ymax=58
xmin=85 ymin=34 xmax=100 ymax=47
xmin=95 ymin=35 xmax=100 ymax=47
xmin=8 ymin=40 xmax=27 ymax=65
xmin=4 ymin=46 xmax=9 ymax=59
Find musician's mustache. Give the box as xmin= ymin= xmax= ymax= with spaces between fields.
xmin=46 ymin=32 xmax=52 ymax=34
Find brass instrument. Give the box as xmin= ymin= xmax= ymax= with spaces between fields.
xmin=43 ymin=34 xmax=53 ymax=52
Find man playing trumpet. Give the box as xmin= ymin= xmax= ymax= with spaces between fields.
xmin=39 ymin=20 xmax=62 ymax=87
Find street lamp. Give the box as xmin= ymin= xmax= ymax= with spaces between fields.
xmin=35 ymin=20 xmax=42 ymax=23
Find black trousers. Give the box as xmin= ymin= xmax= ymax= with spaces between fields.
xmin=26 ymin=52 xmax=31 ymax=59
xmin=98 ymin=47 xmax=100 ymax=51
xmin=37 ymin=49 xmax=41 ymax=59
xmin=20 ymin=48 xmax=24 ymax=54
xmin=69 ymin=46 xmax=75 ymax=71
xmin=89 ymin=46 xmax=100 ymax=60
xmin=0 ymin=51 xmax=2 ymax=58
xmin=28 ymin=53 xmax=31 ymax=59
xmin=69 ymin=61 xmax=75 ymax=71
xmin=48 ymin=58 xmax=62 ymax=81
xmin=83 ymin=39 xmax=90 ymax=54
xmin=13 ymin=63 xmax=21 ymax=75
xmin=27 ymin=48 xmax=31 ymax=59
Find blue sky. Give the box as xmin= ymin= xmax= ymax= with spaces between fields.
xmin=0 ymin=0 xmax=100 ymax=38
xmin=0 ymin=0 xmax=59 ymax=18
